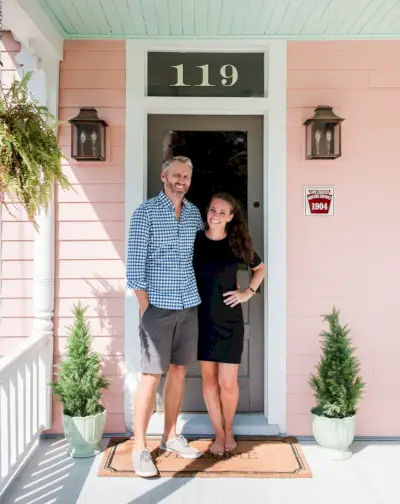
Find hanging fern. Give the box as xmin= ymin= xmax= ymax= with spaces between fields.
xmin=0 ymin=71 xmax=72 ymax=228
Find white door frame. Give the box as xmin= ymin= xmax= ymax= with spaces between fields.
xmin=124 ymin=39 xmax=287 ymax=435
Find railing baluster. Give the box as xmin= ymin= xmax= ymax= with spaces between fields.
xmin=38 ymin=339 xmax=52 ymax=431
xmin=9 ymin=374 xmax=17 ymax=469
xmin=0 ymin=379 xmax=2 ymax=481
xmin=17 ymin=363 xmax=25 ymax=456
xmin=0 ymin=377 xmax=10 ymax=481
xmin=0 ymin=333 xmax=52 ymax=495
xmin=38 ymin=348 xmax=45 ymax=431
xmin=25 ymin=360 xmax=32 ymax=444
xmin=32 ymin=353 xmax=38 ymax=436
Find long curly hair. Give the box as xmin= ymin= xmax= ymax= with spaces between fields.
xmin=207 ymin=192 xmax=255 ymax=263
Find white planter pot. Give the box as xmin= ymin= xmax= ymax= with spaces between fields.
xmin=311 ymin=412 xmax=356 ymax=460
xmin=62 ymin=407 xmax=107 ymax=458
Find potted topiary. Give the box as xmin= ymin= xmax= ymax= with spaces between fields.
xmin=0 ymin=72 xmax=72 ymax=228
xmin=50 ymin=303 xmax=111 ymax=458
xmin=309 ymin=307 xmax=365 ymax=460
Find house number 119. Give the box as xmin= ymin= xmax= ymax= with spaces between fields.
xmin=170 ymin=63 xmax=239 ymax=87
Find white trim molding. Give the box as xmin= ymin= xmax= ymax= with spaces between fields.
xmin=124 ymin=39 xmax=287 ymax=435
xmin=266 ymin=41 xmax=287 ymax=433
xmin=4 ymin=0 xmax=63 ymax=61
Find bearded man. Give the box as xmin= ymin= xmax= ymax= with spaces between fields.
xmin=126 ymin=156 xmax=204 ymax=477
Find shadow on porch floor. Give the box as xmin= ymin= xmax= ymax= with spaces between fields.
xmin=2 ymin=437 xmax=400 ymax=504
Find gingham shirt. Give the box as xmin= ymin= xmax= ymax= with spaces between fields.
xmin=127 ymin=191 xmax=204 ymax=310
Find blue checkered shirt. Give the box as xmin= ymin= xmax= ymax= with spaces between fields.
xmin=127 ymin=191 xmax=204 ymax=310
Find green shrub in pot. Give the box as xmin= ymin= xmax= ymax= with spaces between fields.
xmin=50 ymin=302 xmax=111 ymax=457
xmin=309 ymin=306 xmax=365 ymax=460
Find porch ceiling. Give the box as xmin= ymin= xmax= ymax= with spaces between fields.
xmin=38 ymin=0 xmax=400 ymax=39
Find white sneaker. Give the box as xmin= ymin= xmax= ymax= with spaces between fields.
xmin=160 ymin=435 xmax=201 ymax=459
xmin=132 ymin=449 xmax=158 ymax=477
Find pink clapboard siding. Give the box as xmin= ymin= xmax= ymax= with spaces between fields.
xmin=0 ymin=32 xmax=35 ymax=355
xmin=49 ymin=40 xmax=126 ymax=434
xmin=287 ymin=40 xmax=400 ymax=436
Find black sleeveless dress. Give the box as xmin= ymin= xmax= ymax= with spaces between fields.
xmin=193 ymin=231 xmax=262 ymax=364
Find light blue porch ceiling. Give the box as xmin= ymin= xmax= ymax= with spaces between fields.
xmin=38 ymin=0 xmax=400 ymax=39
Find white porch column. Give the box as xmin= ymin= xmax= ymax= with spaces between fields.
xmin=14 ymin=43 xmax=59 ymax=338
xmin=6 ymin=0 xmax=64 ymax=343
xmin=14 ymin=40 xmax=61 ymax=429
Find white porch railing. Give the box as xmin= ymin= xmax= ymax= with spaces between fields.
xmin=0 ymin=332 xmax=53 ymax=497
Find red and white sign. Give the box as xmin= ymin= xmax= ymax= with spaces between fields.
xmin=305 ymin=186 xmax=334 ymax=216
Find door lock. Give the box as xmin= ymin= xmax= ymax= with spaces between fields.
xmin=253 ymin=201 xmax=260 ymax=208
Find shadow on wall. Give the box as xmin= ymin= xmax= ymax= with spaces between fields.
xmin=84 ymin=275 xmax=127 ymax=429
xmin=54 ymin=129 xmax=127 ymax=432
xmin=52 ymin=272 xmax=127 ymax=434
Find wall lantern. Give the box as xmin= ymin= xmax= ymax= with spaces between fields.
xmin=303 ymin=105 xmax=344 ymax=160
xmin=69 ymin=108 xmax=107 ymax=161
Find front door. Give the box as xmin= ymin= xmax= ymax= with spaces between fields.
xmin=147 ymin=115 xmax=264 ymax=412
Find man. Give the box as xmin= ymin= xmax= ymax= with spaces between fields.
xmin=126 ymin=155 xmax=204 ymax=478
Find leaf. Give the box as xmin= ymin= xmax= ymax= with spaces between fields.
xmin=309 ymin=306 xmax=365 ymax=419
xmin=49 ymin=302 xmax=111 ymax=417
xmin=0 ymin=72 xmax=72 ymax=228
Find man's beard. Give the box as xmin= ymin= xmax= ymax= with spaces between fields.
xmin=165 ymin=179 xmax=187 ymax=197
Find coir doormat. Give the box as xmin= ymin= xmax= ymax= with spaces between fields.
xmin=98 ymin=436 xmax=312 ymax=478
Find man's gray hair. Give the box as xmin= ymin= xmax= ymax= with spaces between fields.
xmin=162 ymin=156 xmax=193 ymax=173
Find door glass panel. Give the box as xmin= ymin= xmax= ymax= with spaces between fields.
xmin=163 ymin=130 xmax=248 ymax=223
xmin=164 ymin=130 xmax=249 ymax=270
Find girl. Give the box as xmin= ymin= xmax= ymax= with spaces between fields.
xmin=193 ymin=192 xmax=266 ymax=455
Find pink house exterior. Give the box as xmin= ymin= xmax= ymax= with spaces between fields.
xmin=287 ymin=40 xmax=400 ymax=436
xmin=1 ymin=1 xmax=400 ymax=441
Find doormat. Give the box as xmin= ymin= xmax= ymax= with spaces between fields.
xmin=98 ymin=436 xmax=312 ymax=478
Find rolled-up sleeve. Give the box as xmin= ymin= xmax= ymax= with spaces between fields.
xmin=126 ymin=205 xmax=150 ymax=291
xmin=196 ymin=208 xmax=205 ymax=231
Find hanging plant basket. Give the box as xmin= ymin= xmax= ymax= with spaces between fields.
xmin=0 ymin=71 xmax=72 ymax=228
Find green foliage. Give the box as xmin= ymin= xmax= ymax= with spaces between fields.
xmin=50 ymin=303 xmax=111 ymax=418
xmin=309 ymin=306 xmax=365 ymax=419
xmin=0 ymin=72 xmax=72 ymax=227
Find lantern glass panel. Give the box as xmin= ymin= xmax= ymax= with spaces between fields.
xmin=71 ymin=123 xmax=77 ymax=159
xmin=333 ymin=122 xmax=341 ymax=157
xmin=99 ymin=125 xmax=106 ymax=159
xmin=308 ymin=121 xmax=340 ymax=159
xmin=79 ymin=124 xmax=102 ymax=158
xmin=71 ymin=121 xmax=106 ymax=161
xmin=306 ymin=122 xmax=313 ymax=158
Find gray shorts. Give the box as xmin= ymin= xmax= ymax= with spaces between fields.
xmin=139 ymin=304 xmax=199 ymax=374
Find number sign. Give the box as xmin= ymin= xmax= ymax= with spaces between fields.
xmin=305 ymin=187 xmax=334 ymax=216
xmin=147 ymin=52 xmax=264 ymax=97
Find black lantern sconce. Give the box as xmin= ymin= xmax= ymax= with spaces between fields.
xmin=69 ymin=108 xmax=108 ymax=161
xmin=303 ymin=105 xmax=344 ymax=160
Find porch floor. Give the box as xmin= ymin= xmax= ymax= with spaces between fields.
xmin=2 ymin=437 xmax=398 ymax=504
